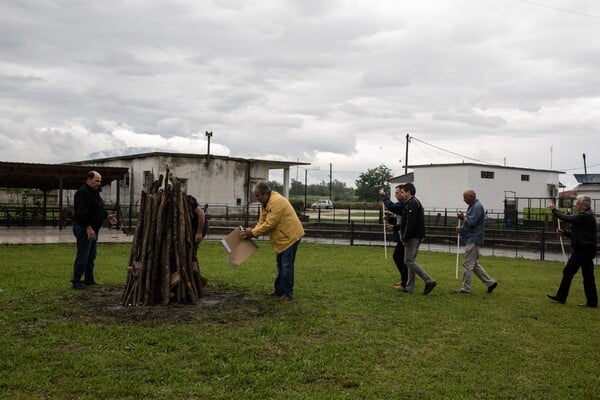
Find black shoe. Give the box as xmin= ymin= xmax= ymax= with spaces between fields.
xmin=578 ymin=303 xmax=597 ymax=308
xmin=84 ymin=281 xmax=97 ymax=286
xmin=487 ymin=282 xmax=498 ymax=294
xmin=72 ymin=282 xmax=86 ymax=290
xmin=423 ymin=281 xmax=437 ymax=295
xmin=453 ymin=289 xmax=470 ymax=294
xmin=546 ymin=294 xmax=565 ymax=304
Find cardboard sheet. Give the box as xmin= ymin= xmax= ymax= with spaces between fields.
xmin=220 ymin=226 xmax=258 ymax=267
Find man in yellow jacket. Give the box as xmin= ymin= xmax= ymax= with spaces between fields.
xmin=241 ymin=181 xmax=305 ymax=301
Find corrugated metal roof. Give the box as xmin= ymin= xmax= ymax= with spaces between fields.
xmin=0 ymin=161 xmax=129 ymax=191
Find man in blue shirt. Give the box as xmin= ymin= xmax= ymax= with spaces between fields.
xmin=455 ymin=189 xmax=497 ymax=294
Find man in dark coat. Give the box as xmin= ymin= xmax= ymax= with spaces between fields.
xmin=547 ymin=195 xmax=598 ymax=307
xmin=71 ymin=171 xmax=116 ymax=289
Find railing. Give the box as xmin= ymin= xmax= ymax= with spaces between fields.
xmin=2 ymin=202 xmax=598 ymax=261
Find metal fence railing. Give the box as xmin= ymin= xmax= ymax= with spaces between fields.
xmin=2 ymin=202 xmax=598 ymax=261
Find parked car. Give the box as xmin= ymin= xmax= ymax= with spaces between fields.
xmin=311 ymin=199 xmax=334 ymax=209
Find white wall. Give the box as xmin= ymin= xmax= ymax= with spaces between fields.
xmin=413 ymin=165 xmax=560 ymax=212
xmin=80 ymin=154 xmax=282 ymax=208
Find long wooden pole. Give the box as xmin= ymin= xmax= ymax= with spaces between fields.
xmin=455 ymin=219 xmax=461 ymax=279
xmin=382 ymin=201 xmax=387 ymax=259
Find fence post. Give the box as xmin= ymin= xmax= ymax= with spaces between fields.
xmin=350 ymin=221 xmax=354 ymax=246
xmin=347 ymin=206 xmax=351 ymax=224
xmin=540 ymin=226 xmax=545 ymax=261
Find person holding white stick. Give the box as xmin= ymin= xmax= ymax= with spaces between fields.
xmin=379 ymin=185 xmax=407 ymax=290
xmin=547 ymin=196 xmax=598 ymax=308
xmin=455 ymin=189 xmax=498 ymax=294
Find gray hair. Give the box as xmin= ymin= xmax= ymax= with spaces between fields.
xmin=576 ymin=195 xmax=591 ymax=208
xmin=253 ymin=181 xmax=272 ymax=195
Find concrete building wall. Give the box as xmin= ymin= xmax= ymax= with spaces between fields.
xmin=71 ymin=153 xmax=296 ymax=209
xmin=411 ymin=164 xmax=561 ymax=212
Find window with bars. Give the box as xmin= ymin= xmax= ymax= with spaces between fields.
xmin=480 ymin=171 xmax=494 ymax=179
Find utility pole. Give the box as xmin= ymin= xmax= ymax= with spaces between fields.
xmin=583 ymin=153 xmax=588 ymax=176
xmin=329 ymin=163 xmax=332 ymax=200
xmin=404 ymin=134 xmax=410 ymax=175
xmin=304 ymin=169 xmax=308 ymax=212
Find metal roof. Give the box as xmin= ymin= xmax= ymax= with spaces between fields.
xmin=0 ymin=161 xmax=129 ymax=191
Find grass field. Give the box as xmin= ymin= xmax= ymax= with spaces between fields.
xmin=0 ymin=241 xmax=598 ymax=399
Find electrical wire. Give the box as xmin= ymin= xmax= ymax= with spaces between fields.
xmin=411 ymin=135 xmax=599 ymax=173
xmin=410 ymin=136 xmax=502 ymax=166
xmin=516 ymin=0 xmax=600 ymax=20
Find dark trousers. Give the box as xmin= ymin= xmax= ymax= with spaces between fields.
xmin=72 ymin=223 xmax=98 ymax=285
xmin=556 ymin=248 xmax=598 ymax=307
xmin=392 ymin=242 xmax=408 ymax=286
xmin=275 ymin=240 xmax=300 ymax=298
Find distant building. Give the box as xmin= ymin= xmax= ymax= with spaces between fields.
xmin=572 ymin=174 xmax=600 ymax=208
xmin=389 ymin=163 xmax=563 ymax=212
xmin=67 ymin=152 xmax=309 ymax=208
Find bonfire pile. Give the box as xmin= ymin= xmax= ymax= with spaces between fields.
xmin=122 ymin=173 xmax=203 ymax=306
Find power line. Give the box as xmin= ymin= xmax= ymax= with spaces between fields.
xmin=410 ymin=136 xmax=502 ymax=166
xmin=516 ymin=0 xmax=600 ymax=20
xmin=561 ymin=162 xmax=600 ymax=172
xmin=411 ymin=135 xmax=600 ymax=173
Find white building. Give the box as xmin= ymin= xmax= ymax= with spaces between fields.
xmin=390 ymin=163 xmax=563 ymax=212
xmin=67 ymin=152 xmax=309 ymax=208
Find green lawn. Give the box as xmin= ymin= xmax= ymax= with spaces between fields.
xmin=0 ymin=242 xmax=598 ymax=399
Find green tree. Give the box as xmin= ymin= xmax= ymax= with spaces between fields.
xmin=268 ymin=180 xmax=283 ymax=193
xmin=354 ymin=164 xmax=393 ymax=201
xmin=290 ymin=179 xmax=304 ymax=196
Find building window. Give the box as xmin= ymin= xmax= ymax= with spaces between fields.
xmin=481 ymin=171 xmax=494 ymax=179
xmin=143 ymin=171 xmax=153 ymax=191
xmin=521 ymin=174 xmax=530 ymax=182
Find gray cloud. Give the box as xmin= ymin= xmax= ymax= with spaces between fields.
xmin=1 ymin=0 xmax=599 ymax=188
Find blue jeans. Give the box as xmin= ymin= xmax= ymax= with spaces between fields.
xmin=72 ymin=223 xmax=98 ymax=285
xmin=275 ymin=240 xmax=300 ymax=298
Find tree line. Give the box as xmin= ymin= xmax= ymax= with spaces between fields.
xmin=269 ymin=164 xmax=394 ymax=202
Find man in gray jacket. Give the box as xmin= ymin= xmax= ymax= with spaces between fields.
xmin=455 ymin=189 xmax=498 ymax=294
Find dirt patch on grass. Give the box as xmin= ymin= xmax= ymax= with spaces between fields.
xmin=63 ymin=285 xmax=270 ymax=324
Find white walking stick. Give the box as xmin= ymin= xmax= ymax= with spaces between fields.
xmin=557 ymin=218 xmax=567 ymax=263
xmin=455 ymin=219 xmax=461 ymax=279
xmin=382 ymin=202 xmax=388 ymax=259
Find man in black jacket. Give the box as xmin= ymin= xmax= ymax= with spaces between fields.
xmin=71 ymin=171 xmax=117 ymax=289
xmin=399 ymin=183 xmax=437 ymax=295
xmin=547 ymin=196 xmax=597 ymax=307
xmin=379 ymin=185 xmax=407 ymax=289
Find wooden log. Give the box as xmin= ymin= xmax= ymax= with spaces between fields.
xmin=135 ymin=190 xmax=155 ymax=306
xmin=149 ymin=190 xmax=166 ymax=304
xmin=162 ymin=193 xmax=174 ymax=305
xmin=177 ymin=189 xmax=198 ymax=304
xmin=143 ymin=192 xmax=160 ymax=305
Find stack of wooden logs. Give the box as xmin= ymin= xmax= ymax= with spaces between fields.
xmin=122 ymin=173 xmax=203 ymax=306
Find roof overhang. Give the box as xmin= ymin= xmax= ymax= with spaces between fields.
xmin=0 ymin=161 xmax=129 ymax=191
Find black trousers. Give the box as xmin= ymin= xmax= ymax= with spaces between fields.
xmin=393 ymin=242 xmax=408 ymax=286
xmin=556 ymin=248 xmax=598 ymax=307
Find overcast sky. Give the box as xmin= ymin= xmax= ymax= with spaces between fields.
xmin=1 ymin=0 xmax=599 ymax=188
